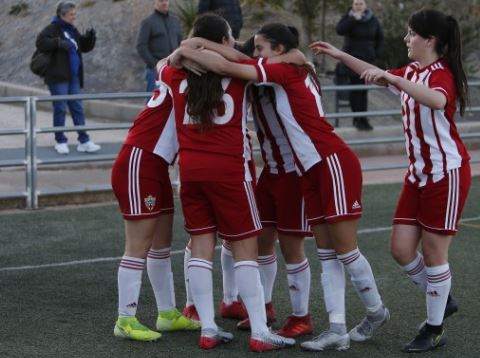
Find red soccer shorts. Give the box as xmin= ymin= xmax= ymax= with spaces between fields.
xmin=302 ymin=148 xmax=363 ymax=225
xmin=180 ymin=180 xmax=262 ymax=241
xmin=111 ymin=145 xmax=174 ymax=220
xmin=393 ymin=164 xmax=471 ymax=235
xmin=256 ymin=170 xmax=311 ymax=236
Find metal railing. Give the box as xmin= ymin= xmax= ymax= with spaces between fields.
xmin=1 ymin=82 xmax=479 ymax=209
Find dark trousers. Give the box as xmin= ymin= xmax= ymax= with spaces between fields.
xmin=349 ymin=74 xmax=368 ymax=113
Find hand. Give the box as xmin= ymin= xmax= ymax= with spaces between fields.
xmin=167 ymin=48 xmax=184 ymax=68
xmin=182 ymin=59 xmax=206 ymax=76
xmin=85 ymin=28 xmax=96 ymax=38
xmin=360 ymin=68 xmax=391 ymax=86
xmin=58 ymin=39 xmax=71 ymax=51
xmin=309 ymin=41 xmax=342 ymax=59
xmin=180 ymin=37 xmax=204 ymax=49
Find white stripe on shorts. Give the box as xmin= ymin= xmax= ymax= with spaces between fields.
xmin=445 ymin=168 xmax=459 ymax=231
xmin=128 ymin=147 xmax=143 ymax=215
xmin=326 ymin=154 xmax=347 ymax=216
xmin=244 ymin=181 xmax=262 ymax=230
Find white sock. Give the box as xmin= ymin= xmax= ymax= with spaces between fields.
xmin=184 ymin=246 xmax=194 ymax=306
xmin=317 ymin=249 xmax=346 ymax=324
xmin=286 ymin=259 xmax=311 ymax=316
xmin=147 ymin=247 xmax=175 ymax=312
xmin=401 ymin=252 xmax=427 ymax=291
xmin=221 ymin=242 xmax=238 ymax=304
xmin=118 ymin=256 xmax=145 ymax=317
xmin=337 ymin=248 xmax=382 ymax=312
xmin=234 ymin=261 xmax=269 ymax=335
xmin=188 ymin=258 xmax=217 ymax=331
xmin=426 ymin=264 xmax=451 ymax=326
xmin=257 ymin=254 xmax=277 ymax=304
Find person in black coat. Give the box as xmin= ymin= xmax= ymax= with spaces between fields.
xmin=198 ymin=0 xmax=243 ymax=39
xmin=35 ymin=1 xmax=100 ymax=154
xmin=336 ymin=0 xmax=383 ymax=130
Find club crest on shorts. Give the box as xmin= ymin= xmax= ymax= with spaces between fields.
xmin=144 ymin=195 xmax=156 ymax=211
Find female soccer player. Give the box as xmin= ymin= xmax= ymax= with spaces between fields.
xmin=111 ymin=76 xmax=200 ymax=341
xmin=179 ymin=35 xmax=314 ymax=337
xmin=310 ymin=8 xmax=470 ymax=353
xmin=170 ymin=22 xmax=389 ymax=351
xmin=159 ymin=14 xmax=295 ymax=352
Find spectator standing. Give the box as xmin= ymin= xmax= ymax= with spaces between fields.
xmin=336 ymin=0 xmax=383 ymax=130
xmin=136 ymin=0 xmax=182 ymax=93
xmin=198 ymin=0 xmax=243 ymax=39
xmin=35 ymin=1 xmax=100 ymax=154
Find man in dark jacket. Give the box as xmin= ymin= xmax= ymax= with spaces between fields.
xmin=336 ymin=0 xmax=383 ymax=130
xmin=136 ymin=0 xmax=182 ymax=93
xmin=198 ymin=0 xmax=243 ymax=39
xmin=36 ymin=0 xmax=100 ymax=154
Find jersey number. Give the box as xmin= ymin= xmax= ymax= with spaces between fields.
xmin=179 ymin=78 xmax=235 ymax=125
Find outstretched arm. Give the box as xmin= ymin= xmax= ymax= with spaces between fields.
xmin=181 ymin=37 xmax=250 ymax=62
xmin=309 ymin=41 xmax=378 ymax=76
xmin=361 ymin=68 xmax=447 ymax=109
xmin=169 ymin=47 xmax=258 ymax=81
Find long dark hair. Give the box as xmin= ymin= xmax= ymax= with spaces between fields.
xmin=256 ymin=23 xmax=322 ymax=94
xmin=186 ymin=14 xmax=231 ymax=131
xmin=408 ymin=9 xmax=469 ymax=115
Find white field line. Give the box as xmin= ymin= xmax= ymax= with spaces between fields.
xmin=2 ymin=216 xmax=480 ymax=273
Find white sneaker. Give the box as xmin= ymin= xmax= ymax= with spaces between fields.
xmin=349 ymin=306 xmax=390 ymax=342
xmin=77 ymin=141 xmax=101 ymax=153
xmin=301 ymin=330 xmax=350 ymax=351
xmin=54 ymin=143 xmax=69 ymax=154
xmin=249 ymin=330 xmax=296 ymax=352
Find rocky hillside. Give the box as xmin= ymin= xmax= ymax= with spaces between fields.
xmin=0 ymin=0 xmax=337 ymax=94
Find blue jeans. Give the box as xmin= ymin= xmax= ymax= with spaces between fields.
xmin=48 ymin=76 xmax=90 ymax=144
xmin=145 ymin=67 xmax=158 ymax=93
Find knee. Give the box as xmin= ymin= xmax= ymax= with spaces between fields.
xmin=390 ymin=239 xmax=414 ymax=265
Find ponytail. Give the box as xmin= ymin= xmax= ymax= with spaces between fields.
xmin=445 ymin=16 xmax=469 ymax=116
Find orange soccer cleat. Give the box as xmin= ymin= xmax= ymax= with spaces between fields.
xmin=220 ymin=300 xmax=248 ymax=320
xmin=237 ymin=302 xmax=276 ymax=331
xmin=277 ymin=314 xmax=313 ymax=337
xmin=183 ymin=304 xmax=200 ymax=322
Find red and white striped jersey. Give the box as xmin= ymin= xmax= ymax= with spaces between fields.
xmin=159 ymin=65 xmax=253 ymax=182
xmin=124 ymin=84 xmax=178 ymax=164
xmin=388 ymin=60 xmax=470 ymax=186
xmin=253 ymin=59 xmax=348 ymax=173
xmin=251 ymin=86 xmax=296 ymax=174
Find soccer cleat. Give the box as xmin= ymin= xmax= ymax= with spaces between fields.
xmin=156 ymin=307 xmax=201 ymax=332
xmin=77 ymin=140 xmax=101 ymax=153
xmin=220 ymin=300 xmax=248 ymax=320
xmin=249 ymin=330 xmax=296 ymax=352
xmin=54 ymin=142 xmax=69 ymax=155
xmin=183 ymin=304 xmax=200 ymax=322
xmin=237 ymin=302 xmax=276 ymax=331
xmin=199 ymin=327 xmax=234 ymax=349
xmin=301 ymin=330 xmax=350 ymax=351
xmin=277 ymin=314 xmax=313 ymax=337
xmin=349 ymin=305 xmax=390 ymax=342
xmin=401 ymin=327 xmax=447 ymax=353
xmin=114 ymin=316 xmax=161 ymax=342
xmin=418 ymin=294 xmax=458 ymax=332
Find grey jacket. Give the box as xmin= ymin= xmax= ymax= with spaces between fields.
xmin=136 ymin=11 xmax=182 ymax=68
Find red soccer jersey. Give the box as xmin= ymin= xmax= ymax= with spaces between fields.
xmin=159 ymin=65 xmax=253 ymax=182
xmin=123 ymin=84 xmax=178 ymax=164
xmin=253 ymin=59 xmax=348 ymax=173
xmin=388 ymin=60 xmax=470 ymax=186
xmin=251 ymin=86 xmax=296 ymax=174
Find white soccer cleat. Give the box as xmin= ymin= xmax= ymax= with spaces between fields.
xmin=249 ymin=330 xmax=296 ymax=352
xmin=301 ymin=330 xmax=350 ymax=351
xmin=77 ymin=140 xmax=101 ymax=153
xmin=349 ymin=306 xmax=390 ymax=342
